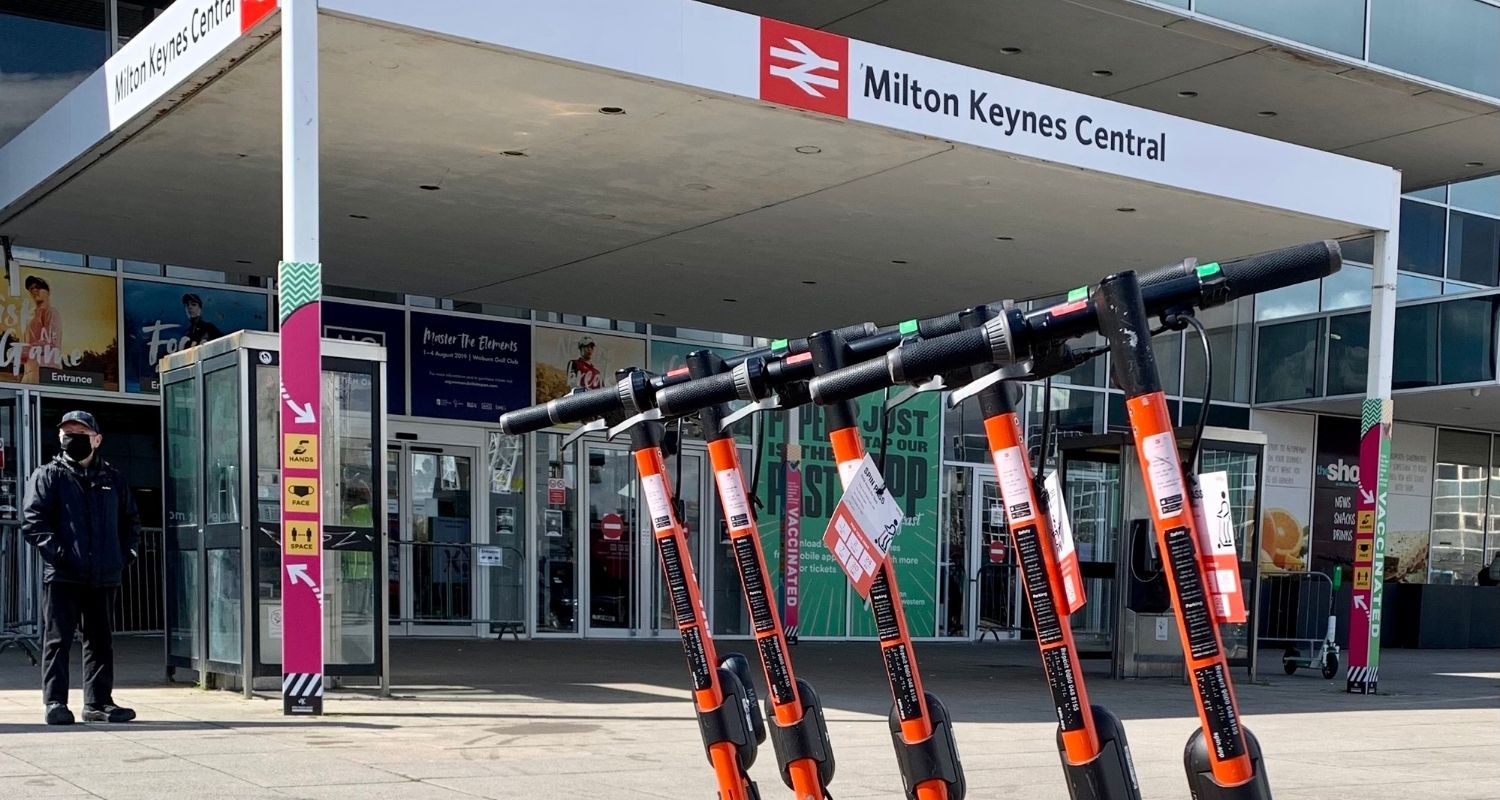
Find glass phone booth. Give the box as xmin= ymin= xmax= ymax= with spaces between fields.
xmin=1059 ymin=426 xmax=1265 ymax=681
xmin=160 ymin=331 xmax=388 ymax=695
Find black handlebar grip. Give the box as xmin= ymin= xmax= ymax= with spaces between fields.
xmin=918 ymin=311 xmax=964 ymax=339
xmin=808 ymin=357 xmax=892 ymax=405
xmin=889 ymin=325 xmax=998 ymax=384
xmin=499 ymin=384 xmax=628 ymax=434
xmin=1220 ymin=240 xmax=1341 ymax=301
xmin=498 ymin=403 xmax=555 ymax=436
xmin=657 ymin=370 xmax=740 ymax=417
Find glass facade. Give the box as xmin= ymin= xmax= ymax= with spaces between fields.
xmin=1184 ymin=0 xmax=1500 ymax=100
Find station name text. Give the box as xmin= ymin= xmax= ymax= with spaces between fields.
xmin=112 ymin=0 xmax=240 ymax=106
xmin=864 ymin=67 xmax=1167 ymax=162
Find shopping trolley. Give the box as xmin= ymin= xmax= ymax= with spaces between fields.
xmin=1258 ymin=570 xmax=1338 ymax=678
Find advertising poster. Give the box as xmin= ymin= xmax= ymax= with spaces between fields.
xmin=1385 ymin=424 xmax=1434 ymax=583
xmin=123 ymin=280 xmax=269 ymax=392
xmin=1311 ymin=416 xmax=1360 ymax=576
xmin=1252 ymin=410 xmax=1314 ymax=575
xmin=0 ymin=265 xmax=118 ymax=390
xmin=756 ymin=393 xmax=940 ymax=638
xmin=324 ymin=302 xmax=406 ymax=415
xmin=409 ymin=311 xmax=529 ymax=422
xmin=533 ymin=327 xmax=646 ymax=405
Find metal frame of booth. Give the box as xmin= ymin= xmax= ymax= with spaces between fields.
xmin=159 ymin=330 xmax=388 ymax=695
xmin=1059 ymin=426 xmax=1267 ymax=681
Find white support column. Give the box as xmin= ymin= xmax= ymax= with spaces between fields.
xmin=283 ymin=0 xmax=319 ymax=263
xmin=1347 ymin=173 xmax=1400 ymax=695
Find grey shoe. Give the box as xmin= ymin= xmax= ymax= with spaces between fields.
xmin=45 ymin=703 xmax=74 ymax=725
xmin=82 ymin=704 xmax=135 ymax=723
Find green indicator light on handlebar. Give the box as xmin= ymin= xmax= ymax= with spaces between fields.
xmin=1196 ymin=262 xmax=1222 ymax=278
xmin=899 ymin=319 xmax=918 ymax=336
xmin=1067 ymin=287 xmax=1087 ymax=302
xmin=771 ymin=338 xmax=789 ymax=354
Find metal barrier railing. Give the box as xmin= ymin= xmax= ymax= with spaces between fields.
xmin=1 ymin=523 xmax=42 ymax=664
xmin=117 ymin=528 xmax=164 ymax=634
xmin=1257 ymin=570 xmax=1339 ymax=678
xmin=976 ymin=561 xmax=1024 ymax=640
xmin=389 ymin=540 xmax=526 ymax=638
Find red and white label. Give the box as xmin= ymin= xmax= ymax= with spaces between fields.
xmin=1043 ymin=471 xmax=1086 ymax=613
xmin=548 ymin=477 xmax=566 ymax=505
xmin=641 ymin=473 xmax=674 ymax=533
xmin=715 ymin=467 xmax=752 ymax=531
xmin=600 ymin=512 xmax=623 ymax=541
xmin=759 ymin=18 xmax=848 ymax=118
xmin=1190 ymin=472 xmax=1247 ymax=623
xmin=988 ymin=536 xmax=1007 ymax=564
xmin=823 ymin=455 xmax=902 ymax=598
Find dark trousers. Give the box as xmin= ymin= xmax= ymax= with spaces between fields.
xmin=42 ymin=582 xmax=116 ymax=708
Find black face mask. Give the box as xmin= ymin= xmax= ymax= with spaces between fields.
xmin=62 ymin=433 xmax=95 ymax=462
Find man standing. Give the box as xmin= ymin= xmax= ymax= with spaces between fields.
xmin=23 ymin=411 xmax=141 ymax=725
xmin=182 ymin=293 xmax=224 ymax=347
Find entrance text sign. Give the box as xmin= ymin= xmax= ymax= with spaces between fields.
xmin=279 ymin=260 xmax=323 ymax=714
xmin=1348 ymin=399 xmax=1391 ymax=694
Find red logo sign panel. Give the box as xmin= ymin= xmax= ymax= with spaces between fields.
xmin=241 ymin=0 xmax=277 ymax=33
xmin=759 ymin=18 xmax=849 ymax=118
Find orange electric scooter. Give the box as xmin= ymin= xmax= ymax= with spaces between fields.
xmin=807 ymin=240 xmax=1343 ymax=800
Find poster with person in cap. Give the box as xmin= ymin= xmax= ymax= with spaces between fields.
xmin=121 ymin=280 xmax=268 ymax=392
xmin=0 ymin=266 xmax=118 ymax=390
xmin=533 ymin=328 xmax=645 ymax=408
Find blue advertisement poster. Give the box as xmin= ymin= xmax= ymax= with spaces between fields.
xmin=323 ymin=301 xmax=407 ymax=415
xmin=122 ymin=280 xmax=269 ymax=393
xmin=409 ymin=311 xmax=530 ymax=422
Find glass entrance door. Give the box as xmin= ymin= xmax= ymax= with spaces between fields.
xmin=583 ymin=442 xmax=639 ymax=636
xmin=390 ymin=444 xmax=479 ymax=635
xmin=652 ymin=448 xmax=707 ymax=636
xmin=972 ymin=469 xmax=1023 ymax=640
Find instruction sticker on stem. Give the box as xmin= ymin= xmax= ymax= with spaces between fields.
xmin=823 ymin=455 xmax=903 ymax=598
xmin=1043 ymin=471 xmax=1086 ymax=613
xmin=1190 ymin=471 xmax=1247 ymax=623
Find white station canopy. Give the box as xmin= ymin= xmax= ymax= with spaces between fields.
xmin=0 ymin=0 xmax=1399 ymax=335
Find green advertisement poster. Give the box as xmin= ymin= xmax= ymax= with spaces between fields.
xmin=755 ymin=393 xmax=941 ymax=638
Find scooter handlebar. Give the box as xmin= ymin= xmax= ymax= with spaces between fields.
xmin=498 ymin=384 xmax=624 ymax=434
xmin=1218 ymin=239 xmax=1341 ymax=301
xmin=657 ymin=369 xmax=741 ymax=417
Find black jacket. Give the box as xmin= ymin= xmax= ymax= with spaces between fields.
xmin=22 ymin=455 xmax=142 ymax=586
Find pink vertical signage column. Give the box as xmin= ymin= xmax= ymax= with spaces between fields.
xmin=1347 ymin=398 xmax=1390 ymax=694
xmin=279 ymin=263 xmax=323 ymax=713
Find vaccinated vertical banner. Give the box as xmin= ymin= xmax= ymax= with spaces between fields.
xmin=1348 ymin=399 xmax=1391 ymax=695
xmin=278 ymin=261 xmax=323 ymax=715
xmin=123 ymin=280 xmax=269 ymax=392
xmin=0 ymin=265 xmax=118 ymax=390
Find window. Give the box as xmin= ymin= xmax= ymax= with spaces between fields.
xmin=1322 ymin=264 xmax=1371 ymax=311
xmin=322 ymin=368 xmax=376 ymax=527
xmin=1430 ymin=430 xmax=1490 ymax=584
xmin=1439 ymin=296 xmax=1498 ymax=385
xmin=1340 ymin=236 xmax=1376 ymax=265
xmin=1195 ymin=0 xmax=1366 ymax=58
xmin=1254 ymin=319 xmax=1324 ymax=402
xmin=1450 ymin=175 xmax=1500 ymax=217
xmin=0 ymin=6 xmax=108 ymax=146
xmin=1369 ymin=0 xmax=1500 ymax=98
xmin=1326 ymin=312 xmax=1370 ymax=396
xmin=1397 ymin=273 xmax=1443 ymax=300
xmin=1447 ymin=211 xmax=1500 ymax=287
xmin=1184 ymin=298 xmax=1253 ymax=403
xmin=203 ymin=365 xmax=241 ymax=525
xmin=1255 ymin=280 xmax=1319 ymax=322
xmin=1393 ymin=304 xmax=1439 ymax=389
xmin=1398 ymin=199 xmax=1446 ymax=276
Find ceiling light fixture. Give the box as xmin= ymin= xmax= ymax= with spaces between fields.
xmin=795 ymin=145 xmax=822 ymax=154
xmin=722 ymin=298 xmax=738 ymax=303
xmin=995 ymin=236 xmax=1014 ymax=241
xmin=802 ymin=280 xmax=817 ymax=285
xmin=418 ymin=184 xmax=441 ymax=191
xmin=685 ymin=183 xmax=713 ymax=190
xmin=1177 ymin=90 xmax=1198 ymax=98
xmin=598 ymin=106 xmax=626 ymax=115
xmin=235 ymin=259 xmax=252 ymax=265
xmin=1465 ymin=161 xmax=1485 ymax=167
xmin=502 ymin=150 xmax=526 ymax=156
xmin=1116 ymin=207 xmax=1136 ymax=213
xmin=1257 ymin=110 xmax=1278 ymax=117
xmin=1000 ymin=47 xmax=1022 ymax=55
xmin=891 ymin=259 xmax=908 ymax=265
xmin=1092 ymin=69 xmax=1113 ymax=77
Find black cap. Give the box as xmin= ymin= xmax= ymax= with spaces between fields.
xmin=58 ymin=410 xmax=100 ymax=434
xmin=182 ymin=293 xmax=203 ymax=306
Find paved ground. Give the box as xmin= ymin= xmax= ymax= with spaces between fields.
xmin=0 ymin=636 xmax=1495 ymax=799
